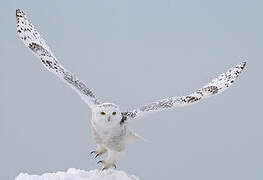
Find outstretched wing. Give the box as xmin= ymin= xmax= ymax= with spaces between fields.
xmin=121 ymin=62 xmax=246 ymax=122
xmin=16 ymin=9 xmax=101 ymax=109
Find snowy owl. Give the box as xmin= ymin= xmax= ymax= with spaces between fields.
xmin=16 ymin=9 xmax=246 ymax=170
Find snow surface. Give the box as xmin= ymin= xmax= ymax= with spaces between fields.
xmin=15 ymin=168 xmax=140 ymax=180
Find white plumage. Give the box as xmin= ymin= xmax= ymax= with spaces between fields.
xmin=16 ymin=9 xmax=246 ymax=170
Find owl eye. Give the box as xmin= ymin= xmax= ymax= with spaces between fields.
xmin=112 ymin=112 xmax=116 ymax=115
xmin=100 ymin=112 xmax=106 ymax=115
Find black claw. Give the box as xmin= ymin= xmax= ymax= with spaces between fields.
xmin=90 ymin=151 xmax=96 ymax=155
xmin=95 ymin=154 xmax=100 ymax=158
xmin=97 ymin=160 xmax=103 ymax=164
xmin=102 ymin=167 xmax=107 ymax=171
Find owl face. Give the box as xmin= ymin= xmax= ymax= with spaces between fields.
xmin=92 ymin=103 xmax=122 ymax=126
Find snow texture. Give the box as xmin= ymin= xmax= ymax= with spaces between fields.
xmin=15 ymin=168 xmax=140 ymax=180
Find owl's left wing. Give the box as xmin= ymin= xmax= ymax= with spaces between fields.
xmin=121 ymin=62 xmax=246 ymax=122
xmin=16 ymin=9 xmax=101 ymax=109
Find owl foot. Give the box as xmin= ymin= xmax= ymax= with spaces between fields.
xmin=90 ymin=146 xmax=107 ymax=158
xmin=90 ymin=150 xmax=106 ymax=158
xmin=97 ymin=160 xmax=117 ymax=170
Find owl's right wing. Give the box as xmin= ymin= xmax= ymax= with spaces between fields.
xmin=16 ymin=9 xmax=101 ymax=109
xmin=121 ymin=62 xmax=246 ymax=122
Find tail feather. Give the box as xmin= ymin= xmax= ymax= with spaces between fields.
xmin=126 ymin=130 xmax=147 ymax=144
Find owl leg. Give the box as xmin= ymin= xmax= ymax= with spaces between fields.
xmin=90 ymin=145 xmax=107 ymax=158
xmin=97 ymin=150 xmax=125 ymax=170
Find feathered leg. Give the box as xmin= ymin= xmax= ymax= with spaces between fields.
xmin=90 ymin=145 xmax=107 ymax=158
xmin=98 ymin=150 xmax=125 ymax=170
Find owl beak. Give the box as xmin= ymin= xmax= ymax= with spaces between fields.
xmin=107 ymin=116 xmax=111 ymax=122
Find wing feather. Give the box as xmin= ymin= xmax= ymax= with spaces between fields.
xmin=16 ymin=9 xmax=101 ymax=108
xmin=121 ymin=62 xmax=246 ymax=122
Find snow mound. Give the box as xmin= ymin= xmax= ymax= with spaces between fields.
xmin=15 ymin=168 xmax=140 ymax=180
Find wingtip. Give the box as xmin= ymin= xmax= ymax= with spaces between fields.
xmin=235 ymin=61 xmax=247 ymax=71
xmin=16 ymin=9 xmax=25 ymax=17
xmin=16 ymin=9 xmax=21 ymax=15
xmin=240 ymin=61 xmax=247 ymax=70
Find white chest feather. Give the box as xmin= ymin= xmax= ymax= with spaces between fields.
xmin=91 ymin=117 xmax=126 ymax=140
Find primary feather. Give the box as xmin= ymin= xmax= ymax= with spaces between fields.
xmin=16 ymin=9 xmax=101 ymax=108
xmin=121 ymin=62 xmax=246 ymax=121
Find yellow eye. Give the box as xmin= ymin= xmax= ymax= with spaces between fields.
xmin=112 ymin=112 xmax=116 ymax=115
xmin=100 ymin=112 xmax=106 ymax=115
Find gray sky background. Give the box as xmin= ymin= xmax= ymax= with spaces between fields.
xmin=1 ymin=0 xmax=262 ymax=179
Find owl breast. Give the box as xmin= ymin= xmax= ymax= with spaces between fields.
xmin=90 ymin=121 xmax=127 ymax=152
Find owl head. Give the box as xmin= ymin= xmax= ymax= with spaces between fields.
xmin=92 ymin=103 xmax=122 ymax=126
